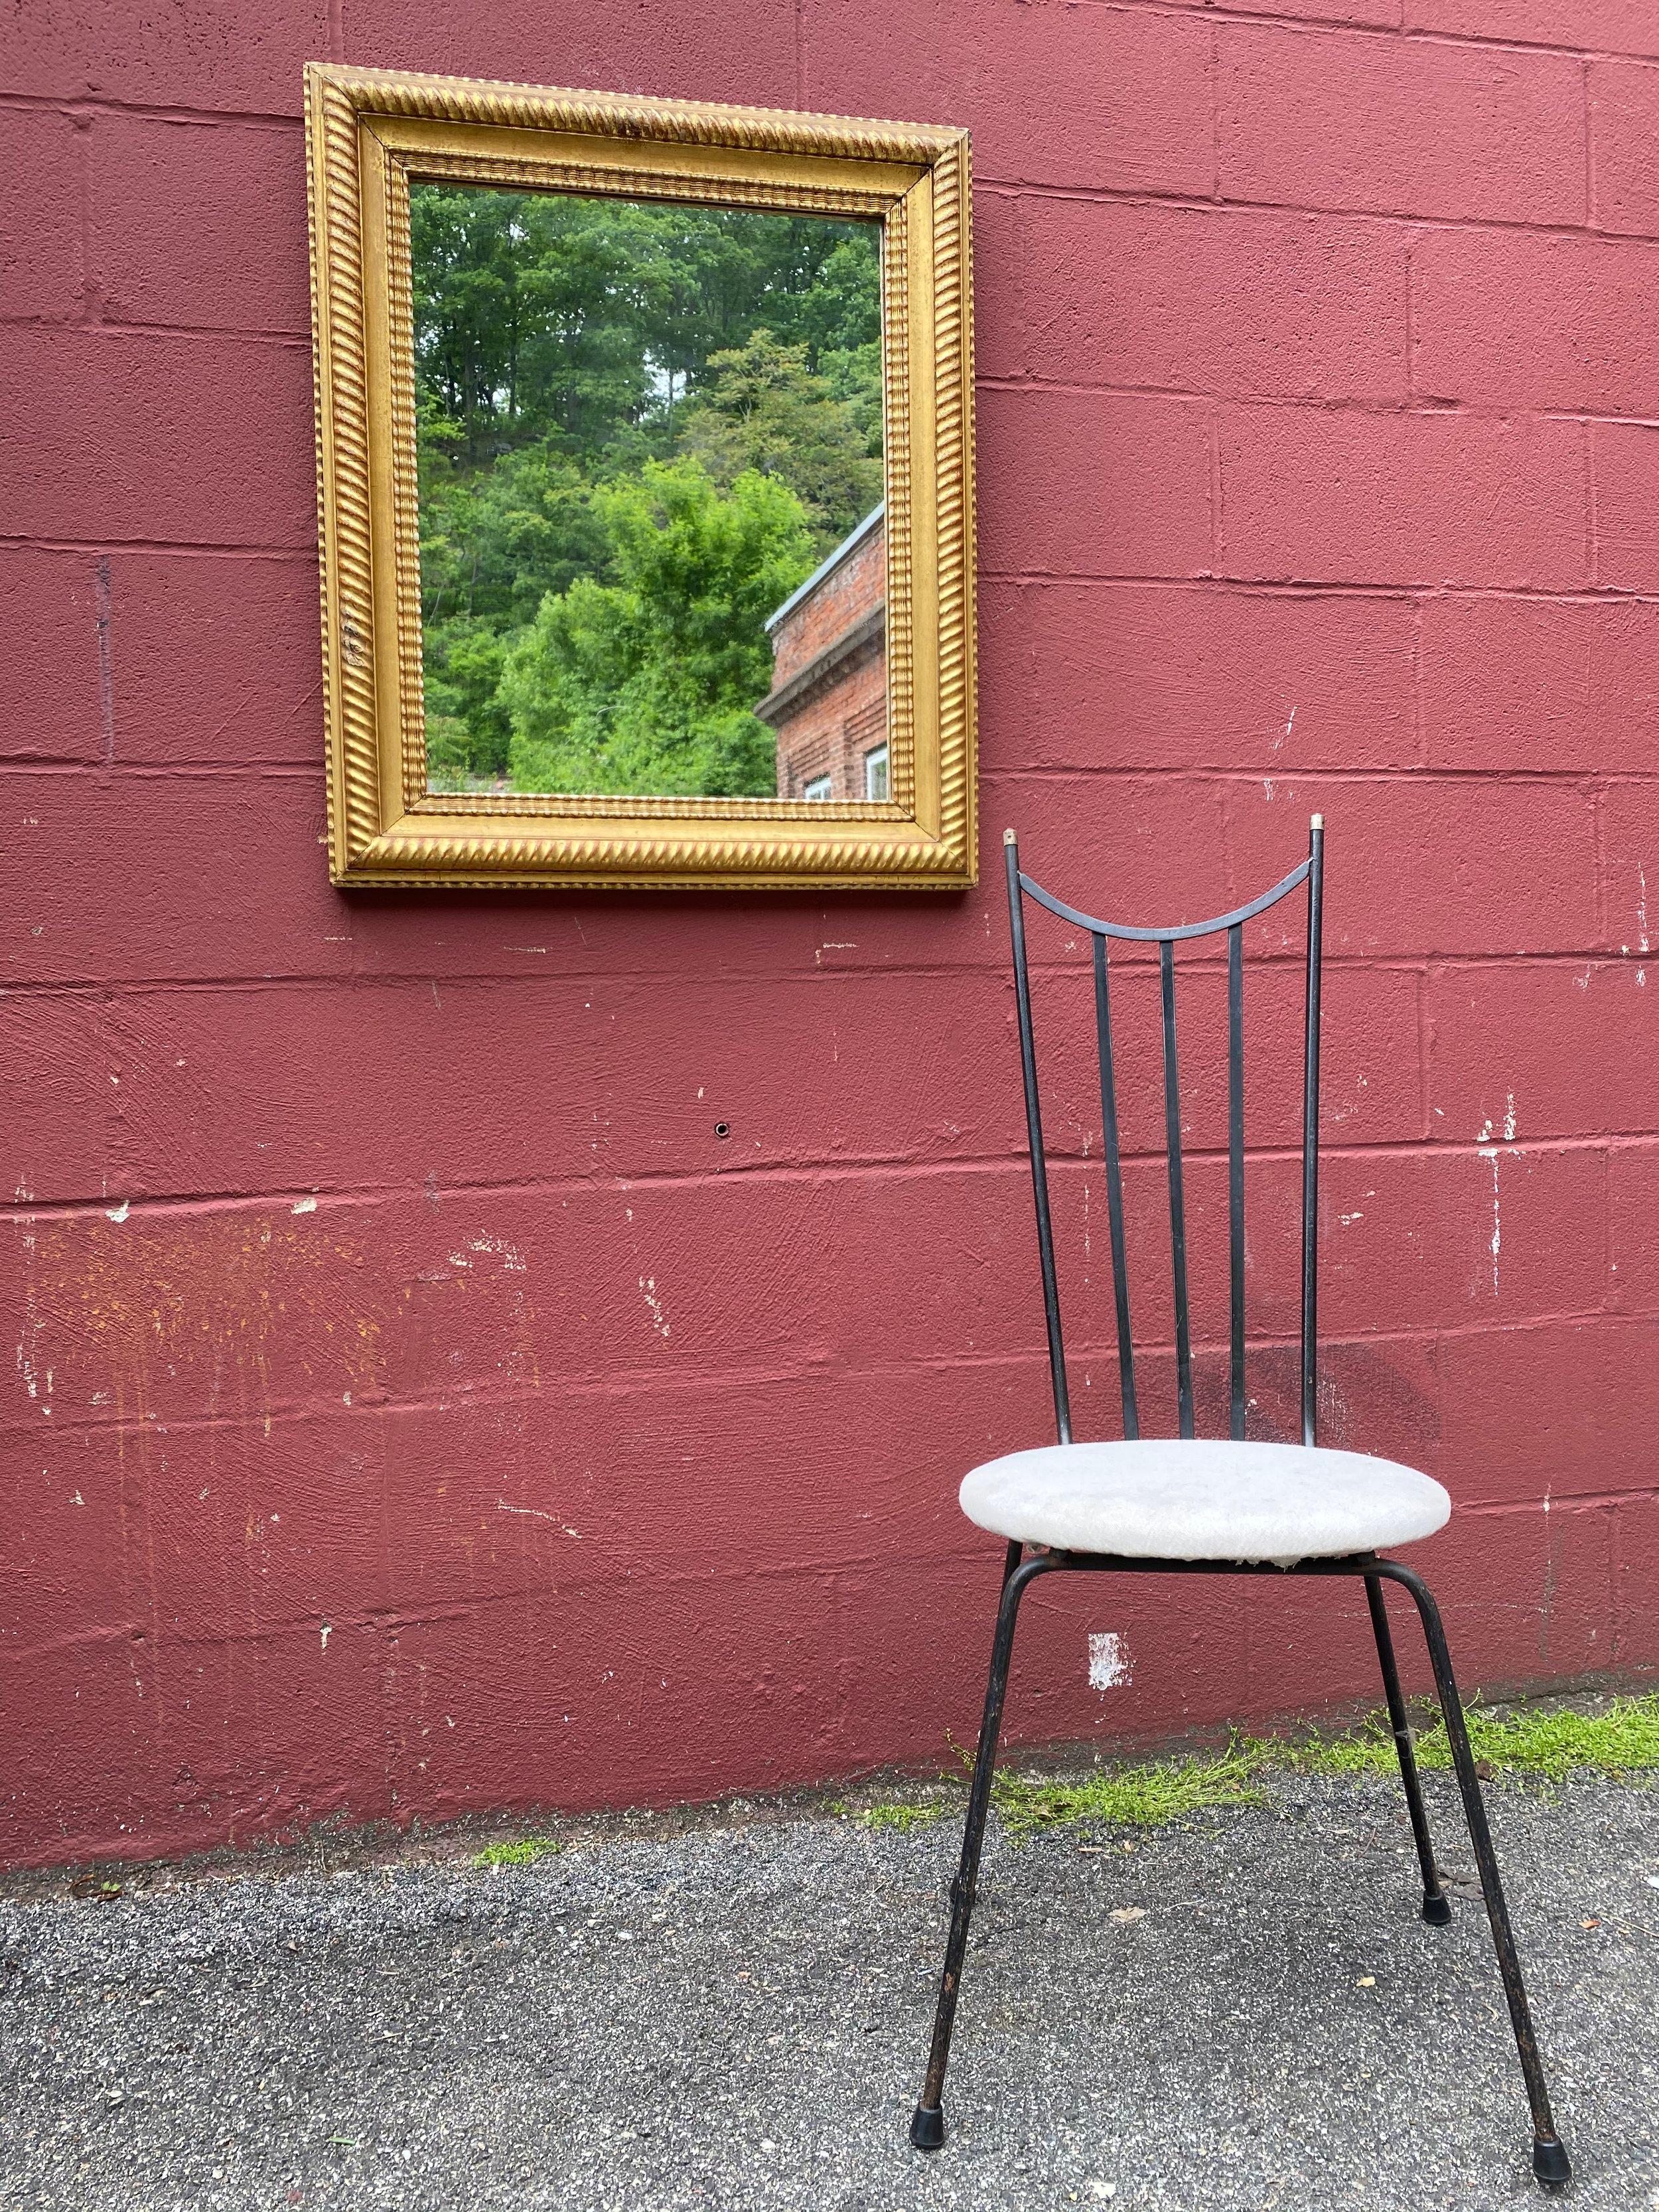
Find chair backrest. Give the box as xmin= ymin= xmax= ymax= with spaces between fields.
xmin=1005 ymin=816 xmax=1324 ymax=1452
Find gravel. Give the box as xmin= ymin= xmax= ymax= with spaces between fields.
xmin=2 ymin=1769 xmax=1657 ymax=2211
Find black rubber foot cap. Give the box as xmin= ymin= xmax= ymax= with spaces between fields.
xmin=1532 ymin=2138 xmax=1571 ymax=2190
xmin=1422 ymin=1892 xmax=1453 ymax=1926
xmin=910 ymin=2105 xmax=946 ymax=2152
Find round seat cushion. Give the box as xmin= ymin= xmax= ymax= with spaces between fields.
xmin=958 ymin=1437 xmax=1450 ymax=1568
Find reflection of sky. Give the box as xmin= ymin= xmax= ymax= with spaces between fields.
xmin=644 ymin=359 xmax=686 ymax=411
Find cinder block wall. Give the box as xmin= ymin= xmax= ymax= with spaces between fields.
xmin=4 ymin=0 xmax=1658 ymax=1868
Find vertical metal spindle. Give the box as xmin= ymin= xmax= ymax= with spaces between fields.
xmin=1159 ymin=938 xmax=1194 ymax=1439
xmin=1227 ymin=923 xmax=1246 ymax=1441
xmin=1092 ymin=935 xmax=1139 ymax=1440
xmin=1005 ymin=832 xmax=1072 ymax=1445
xmin=1300 ymin=815 xmax=1325 ymax=1448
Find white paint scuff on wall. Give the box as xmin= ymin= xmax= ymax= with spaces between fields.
xmin=446 ymin=1234 xmax=528 ymax=1272
xmin=1088 ymin=1631 xmax=1131 ymax=1690
xmin=1475 ymin=1093 xmax=1516 ymax=1297
xmin=497 ymin=1499 xmax=582 ymax=1538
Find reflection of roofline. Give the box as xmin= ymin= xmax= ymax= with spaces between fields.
xmin=764 ymin=501 xmax=885 ymax=634
xmin=753 ymin=607 xmax=885 ymax=728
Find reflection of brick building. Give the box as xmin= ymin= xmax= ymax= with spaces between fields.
xmin=757 ymin=504 xmax=888 ymax=802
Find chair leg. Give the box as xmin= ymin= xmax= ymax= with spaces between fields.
xmin=1378 ymin=1562 xmax=1571 ymax=2192
xmin=1364 ymin=1572 xmax=1451 ymax=1925
xmin=910 ymin=1550 xmax=1054 ymax=2152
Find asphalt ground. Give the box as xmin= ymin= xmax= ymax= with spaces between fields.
xmin=2 ymin=1768 xmax=1656 ymax=2212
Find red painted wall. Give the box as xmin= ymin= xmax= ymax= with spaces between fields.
xmin=6 ymin=0 xmax=1659 ymax=1870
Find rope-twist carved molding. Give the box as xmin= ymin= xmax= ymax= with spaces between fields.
xmin=315 ymin=64 xmax=964 ymax=163
xmin=930 ymin=138 xmax=974 ymax=877
xmin=357 ymin=832 xmax=966 ymax=883
xmin=309 ymin=73 xmax=384 ymax=869
xmin=882 ymin=194 xmax=916 ymax=820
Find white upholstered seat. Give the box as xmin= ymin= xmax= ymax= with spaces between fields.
xmin=959 ymin=1438 xmax=1450 ymax=1568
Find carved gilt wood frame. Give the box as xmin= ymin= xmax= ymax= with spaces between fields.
xmin=303 ymin=63 xmax=976 ymax=891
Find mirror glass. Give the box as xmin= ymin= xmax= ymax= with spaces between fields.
xmin=411 ymin=183 xmax=887 ymax=804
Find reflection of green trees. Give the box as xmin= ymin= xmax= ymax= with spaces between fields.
xmin=499 ymin=460 xmax=814 ymax=797
xmin=679 ymin=331 xmax=881 ymax=535
xmin=413 ymin=186 xmax=883 ymax=794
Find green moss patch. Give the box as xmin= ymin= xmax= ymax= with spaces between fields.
xmin=859 ymin=1800 xmax=957 ymax=1834
xmin=471 ymin=1836 xmax=561 ymax=1869
xmin=1296 ymin=1692 xmax=1659 ymax=1787
xmin=852 ymin=1692 xmax=1659 ymax=1841
xmin=988 ymin=1745 xmax=1267 ymax=1842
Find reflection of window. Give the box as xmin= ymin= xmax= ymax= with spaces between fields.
xmin=864 ymin=742 xmax=890 ymax=802
xmin=803 ymin=774 xmax=833 ymax=801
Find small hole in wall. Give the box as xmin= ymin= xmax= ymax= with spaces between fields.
xmin=713 ymin=1122 xmax=731 ymax=1139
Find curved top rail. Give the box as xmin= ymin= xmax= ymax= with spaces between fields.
xmin=1016 ymin=854 xmax=1311 ymax=942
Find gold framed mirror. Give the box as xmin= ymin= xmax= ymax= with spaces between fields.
xmin=304 ymin=64 xmax=975 ymax=891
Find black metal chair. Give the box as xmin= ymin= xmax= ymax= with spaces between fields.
xmin=910 ymin=817 xmax=1571 ymax=2191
